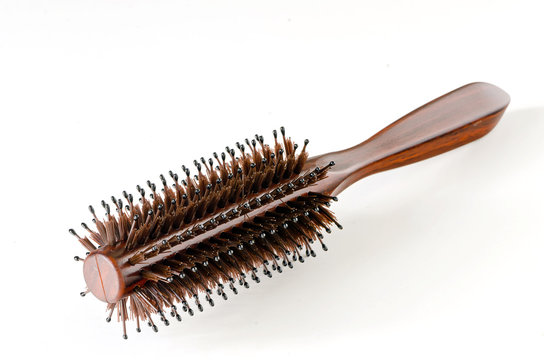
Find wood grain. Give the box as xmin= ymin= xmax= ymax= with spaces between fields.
xmin=305 ymin=82 xmax=510 ymax=196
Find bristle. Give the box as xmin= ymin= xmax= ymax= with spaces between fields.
xmin=106 ymin=305 xmax=115 ymax=323
xmin=69 ymin=228 xmax=96 ymax=252
xmin=72 ymin=128 xmax=342 ymax=337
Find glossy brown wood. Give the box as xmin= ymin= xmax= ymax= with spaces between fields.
xmin=84 ymin=253 xmax=124 ymax=303
xmin=305 ymin=82 xmax=510 ymax=196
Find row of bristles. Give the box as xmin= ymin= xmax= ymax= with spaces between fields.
xmin=68 ymin=129 xmax=309 ymax=254
xmin=124 ymin=164 xmax=335 ymax=266
xmin=69 ymin=160 xmax=335 ymax=269
xmin=103 ymin=226 xmax=335 ymax=338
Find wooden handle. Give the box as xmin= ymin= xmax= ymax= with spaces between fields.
xmin=307 ymin=82 xmax=510 ymax=196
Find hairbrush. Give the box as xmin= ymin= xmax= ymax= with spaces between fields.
xmin=70 ymin=82 xmax=509 ymax=339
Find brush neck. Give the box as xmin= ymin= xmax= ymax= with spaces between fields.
xmin=306 ymin=82 xmax=510 ymax=196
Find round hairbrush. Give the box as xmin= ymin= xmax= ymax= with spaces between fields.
xmin=70 ymin=82 xmax=509 ymax=339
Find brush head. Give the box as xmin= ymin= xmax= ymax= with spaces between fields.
xmin=71 ymin=129 xmax=340 ymax=338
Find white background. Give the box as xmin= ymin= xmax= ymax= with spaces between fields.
xmin=1 ymin=1 xmax=543 ymax=359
